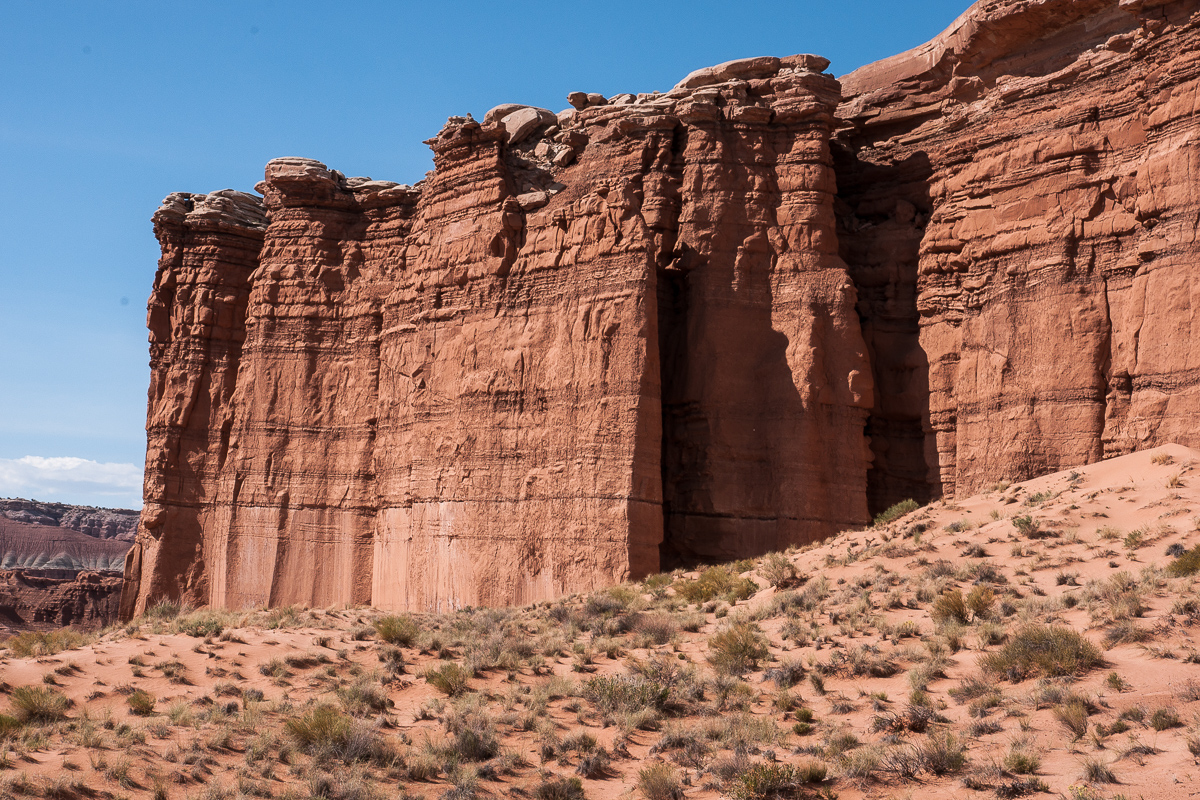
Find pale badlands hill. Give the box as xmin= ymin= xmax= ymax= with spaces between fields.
xmin=3 ymin=446 xmax=1200 ymax=800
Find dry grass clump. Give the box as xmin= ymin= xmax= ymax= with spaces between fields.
xmin=979 ymin=625 xmax=1103 ymax=681
xmin=873 ymin=499 xmax=919 ymax=527
xmin=534 ymin=776 xmax=585 ymax=800
xmin=126 ymin=689 xmax=156 ymax=716
xmin=424 ymin=662 xmax=472 ymax=696
xmin=707 ymin=622 xmax=770 ymax=675
xmin=1167 ymin=544 xmax=1200 ymax=577
xmin=2 ymin=628 xmax=94 ymax=658
xmin=638 ymin=762 xmax=683 ymax=800
xmin=674 ymin=567 xmax=759 ymax=604
xmin=9 ymin=686 xmax=69 ymax=723
xmin=730 ymin=761 xmax=826 ymax=800
xmin=374 ymin=614 xmax=419 ymax=646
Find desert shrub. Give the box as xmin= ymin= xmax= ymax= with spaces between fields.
xmin=173 ymin=611 xmax=225 ymax=638
xmin=374 ymin=615 xmax=419 ymax=646
xmin=10 ymin=686 xmax=69 ymax=722
xmin=582 ymin=674 xmax=668 ymax=714
xmin=1167 ymin=544 xmax=1200 ymax=577
xmin=145 ymin=599 xmax=186 ymax=619
xmin=931 ymin=590 xmax=970 ymax=625
xmin=445 ymin=713 xmax=499 ymax=762
xmin=731 ymin=761 xmax=825 ymax=800
xmin=874 ymin=499 xmax=919 ymax=527
xmin=1053 ymin=699 xmax=1089 ymax=739
xmin=633 ymin=614 xmax=678 ymax=646
xmin=127 ymin=690 xmax=156 ymax=716
xmin=966 ymin=585 xmax=995 ymax=618
xmin=335 ymin=679 xmax=389 ymax=716
xmin=1004 ymin=745 xmax=1041 ymax=775
xmin=763 ymin=658 xmax=806 ymax=689
xmin=1080 ymin=757 xmax=1116 ymax=783
xmin=979 ymin=625 xmax=1103 ymax=681
xmin=637 ymin=763 xmax=682 ymax=800
xmin=1150 ymin=706 xmax=1181 ymax=731
xmin=760 ymin=552 xmax=799 ymax=588
xmin=3 ymin=629 xmax=94 ymax=658
xmin=707 ymin=622 xmax=770 ymax=675
xmin=1012 ymin=515 xmax=1042 ymax=538
xmin=424 ymin=662 xmax=471 ymax=696
xmin=920 ymin=731 xmax=969 ymax=775
xmin=285 ymin=704 xmax=378 ymax=763
xmin=535 ymin=776 xmax=585 ymax=800
xmin=0 ymin=713 xmax=22 ymax=738
xmin=674 ymin=567 xmax=759 ymax=604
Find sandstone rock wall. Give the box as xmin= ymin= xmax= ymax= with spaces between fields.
xmin=123 ymin=0 xmax=1200 ymax=615
xmin=123 ymin=58 xmax=871 ymax=616
xmin=836 ymin=0 xmax=1200 ymax=500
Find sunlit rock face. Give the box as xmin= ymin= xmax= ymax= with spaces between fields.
xmin=122 ymin=0 xmax=1200 ymax=615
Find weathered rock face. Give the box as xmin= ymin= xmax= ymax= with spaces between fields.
xmin=123 ymin=0 xmax=1200 ymax=615
xmin=835 ymin=0 xmax=1200 ymax=502
xmin=123 ymin=57 xmax=871 ymax=616
xmin=0 ymin=570 xmax=123 ymax=633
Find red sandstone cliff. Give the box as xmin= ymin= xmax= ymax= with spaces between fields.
xmin=122 ymin=56 xmax=870 ymax=616
xmin=835 ymin=0 xmax=1200 ymax=502
xmin=122 ymin=0 xmax=1200 ymax=615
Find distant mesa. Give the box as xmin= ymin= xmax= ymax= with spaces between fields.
xmin=0 ymin=498 xmax=135 ymax=634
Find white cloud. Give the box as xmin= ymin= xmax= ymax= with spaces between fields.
xmin=0 ymin=456 xmax=143 ymax=509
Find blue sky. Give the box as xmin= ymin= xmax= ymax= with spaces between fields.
xmin=0 ymin=0 xmax=969 ymax=509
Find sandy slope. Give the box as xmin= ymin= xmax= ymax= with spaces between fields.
xmin=2 ymin=446 xmax=1200 ymax=800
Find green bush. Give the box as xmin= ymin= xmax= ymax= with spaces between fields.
xmin=873 ymin=499 xmax=919 ymax=527
xmin=127 ymin=690 xmax=156 ymax=716
xmin=1167 ymin=544 xmax=1200 ymax=577
xmin=374 ymin=615 xmax=419 ymax=646
xmin=10 ymin=686 xmax=69 ymax=722
xmin=707 ymin=622 xmax=770 ymax=676
xmin=979 ymin=625 xmax=1103 ymax=681
xmin=424 ymin=662 xmax=471 ymax=696
xmin=674 ymin=567 xmax=759 ymax=604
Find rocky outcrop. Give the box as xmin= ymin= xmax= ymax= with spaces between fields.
xmin=123 ymin=56 xmax=872 ymax=616
xmin=835 ymin=0 xmax=1200 ymax=502
xmin=0 ymin=570 xmax=123 ymax=633
xmin=1 ymin=498 xmax=139 ymax=541
xmin=123 ymin=0 xmax=1200 ymax=615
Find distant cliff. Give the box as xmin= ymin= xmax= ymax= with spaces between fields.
xmin=122 ymin=0 xmax=1200 ymax=616
xmin=1 ymin=498 xmax=139 ymax=541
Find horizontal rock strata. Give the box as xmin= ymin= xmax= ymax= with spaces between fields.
xmin=122 ymin=56 xmax=869 ymax=616
xmin=123 ymin=0 xmax=1200 ymax=614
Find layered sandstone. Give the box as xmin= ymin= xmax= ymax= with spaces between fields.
xmin=835 ymin=0 xmax=1200 ymax=501
xmin=124 ymin=0 xmax=1200 ymax=615
xmin=123 ymin=58 xmax=871 ymax=616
